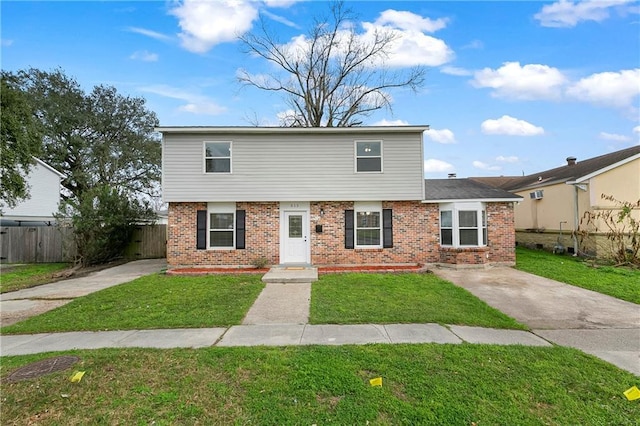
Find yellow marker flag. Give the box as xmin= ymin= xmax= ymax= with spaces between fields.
xmin=624 ymin=386 xmax=640 ymax=401
xmin=369 ymin=377 xmax=382 ymax=387
xmin=69 ymin=371 xmax=85 ymax=383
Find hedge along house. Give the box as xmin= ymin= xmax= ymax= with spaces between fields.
xmin=158 ymin=126 xmax=522 ymax=270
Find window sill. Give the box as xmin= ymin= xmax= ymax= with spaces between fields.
xmin=440 ymin=246 xmax=488 ymax=252
xmin=355 ymin=247 xmax=384 ymax=252
xmin=207 ymin=248 xmax=236 ymax=251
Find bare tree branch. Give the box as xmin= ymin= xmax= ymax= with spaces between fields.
xmin=238 ymin=0 xmax=425 ymax=127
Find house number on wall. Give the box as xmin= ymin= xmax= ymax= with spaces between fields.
xmin=289 ymin=203 xmax=300 ymax=208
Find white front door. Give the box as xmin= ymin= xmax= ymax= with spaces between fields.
xmin=282 ymin=210 xmax=309 ymax=264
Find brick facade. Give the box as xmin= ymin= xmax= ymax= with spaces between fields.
xmin=167 ymin=200 xmax=516 ymax=269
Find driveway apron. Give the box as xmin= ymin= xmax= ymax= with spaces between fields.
xmin=434 ymin=267 xmax=640 ymax=375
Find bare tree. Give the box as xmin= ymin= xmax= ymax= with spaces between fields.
xmin=238 ymin=1 xmax=425 ymax=127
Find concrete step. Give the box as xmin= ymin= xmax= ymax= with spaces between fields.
xmin=262 ymin=266 xmax=318 ymax=283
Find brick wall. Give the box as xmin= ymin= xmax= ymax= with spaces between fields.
xmin=168 ymin=200 xmax=516 ymax=268
xmin=168 ymin=202 xmax=280 ymax=268
xmin=310 ymin=201 xmax=440 ymax=265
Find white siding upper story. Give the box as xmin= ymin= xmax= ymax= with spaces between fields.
xmin=160 ymin=126 xmax=428 ymax=202
xmin=1 ymin=158 xmax=65 ymax=220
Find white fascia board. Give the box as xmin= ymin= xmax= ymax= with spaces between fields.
xmin=567 ymin=153 xmax=640 ymax=184
xmin=422 ymin=197 xmax=523 ymax=203
xmin=32 ymin=157 xmax=66 ymax=178
xmin=155 ymin=125 xmax=430 ymax=135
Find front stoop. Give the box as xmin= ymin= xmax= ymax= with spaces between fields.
xmin=262 ymin=266 xmax=318 ymax=283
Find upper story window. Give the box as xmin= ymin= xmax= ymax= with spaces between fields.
xmin=439 ymin=202 xmax=487 ymax=247
xmin=355 ymin=201 xmax=382 ymax=248
xmin=204 ymin=142 xmax=231 ymax=173
xmin=355 ymin=140 xmax=382 ymax=173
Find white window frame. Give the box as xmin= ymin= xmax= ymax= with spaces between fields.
xmin=354 ymin=201 xmax=382 ymax=248
xmin=207 ymin=202 xmax=236 ymax=249
xmin=204 ymin=141 xmax=232 ymax=174
xmin=439 ymin=202 xmax=487 ymax=248
xmin=354 ymin=140 xmax=383 ymax=173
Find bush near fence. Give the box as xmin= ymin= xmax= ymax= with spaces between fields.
xmin=0 ymin=225 xmax=166 ymax=263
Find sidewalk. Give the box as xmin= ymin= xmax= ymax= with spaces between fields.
xmin=0 ymin=323 xmax=551 ymax=357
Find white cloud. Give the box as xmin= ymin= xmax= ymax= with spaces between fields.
xmin=472 ymin=62 xmax=567 ymax=100
xmin=424 ymin=159 xmax=454 ymax=173
xmin=139 ymin=84 xmax=226 ymax=115
xmin=473 ymin=161 xmax=501 ymax=171
xmin=566 ymin=69 xmax=640 ymax=110
xmin=130 ymin=50 xmax=159 ymax=62
xmin=170 ymin=0 xmax=258 ymax=53
xmin=496 ymin=155 xmax=519 ymax=163
xmin=126 ymin=26 xmax=171 ymax=41
xmin=440 ymin=66 xmax=472 ymax=76
xmin=634 ymin=125 xmax=640 ymax=134
xmin=598 ymin=132 xmax=631 ymax=142
xmin=534 ymin=0 xmax=634 ymax=28
xmin=263 ymin=0 xmax=299 ymax=7
xmin=1 ymin=39 xmax=14 ymax=47
xmin=373 ymin=119 xmax=409 ymax=126
xmin=357 ymin=10 xmax=454 ymax=67
xmin=261 ymin=10 xmax=300 ymax=28
xmin=462 ymin=39 xmax=483 ymax=50
xmin=425 ymin=128 xmax=456 ymax=144
xmin=481 ymin=115 xmax=545 ymax=136
xmin=374 ymin=9 xmax=448 ymax=32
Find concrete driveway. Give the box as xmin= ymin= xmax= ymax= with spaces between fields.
xmin=433 ymin=267 xmax=640 ymax=375
xmin=1 ymin=259 xmax=166 ymax=326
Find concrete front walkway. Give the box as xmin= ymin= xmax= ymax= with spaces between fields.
xmin=0 ymin=323 xmax=551 ymax=357
xmin=433 ymin=266 xmax=640 ymax=375
xmin=0 ymin=259 xmax=167 ymax=326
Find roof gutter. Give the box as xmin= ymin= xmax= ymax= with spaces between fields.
xmin=422 ymin=197 xmax=523 ymax=203
xmin=155 ymin=125 xmax=430 ymax=134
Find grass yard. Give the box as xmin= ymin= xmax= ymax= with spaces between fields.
xmin=1 ymin=274 xmax=264 ymax=335
xmin=311 ymin=273 xmax=526 ymax=329
xmin=2 ymin=345 xmax=638 ymax=425
xmin=516 ymin=247 xmax=640 ymax=304
xmin=0 ymin=263 xmax=71 ymax=293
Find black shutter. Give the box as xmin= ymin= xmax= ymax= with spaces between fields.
xmin=196 ymin=210 xmax=207 ymax=250
xmin=345 ymin=210 xmax=354 ymax=249
xmin=236 ymin=210 xmax=246 ymax=249
xmin=383 ymin=209 xmax=393 ymax=248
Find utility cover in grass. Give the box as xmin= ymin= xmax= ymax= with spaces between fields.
xmin=5 ymin=355 xmax=80 ymax=382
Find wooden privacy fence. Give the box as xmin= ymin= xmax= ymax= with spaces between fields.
xmin=0 ymin=225 xmax=166 ymax=263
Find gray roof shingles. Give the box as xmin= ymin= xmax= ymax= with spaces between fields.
xmin=471 ymin=145 xmax=640 ymax=191
xmin=424 ymin=178 xmax=522 ymax=201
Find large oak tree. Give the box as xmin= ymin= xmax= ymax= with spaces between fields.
xmin=9 ymin=68 xmax=160 ymax=264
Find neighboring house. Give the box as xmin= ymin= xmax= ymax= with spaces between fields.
xmin=472 ymin=145 xmax=640 ymax=255
xmin=0 ymin=158 xmax=65 ymax=226
xmin=158 ymin=126 xmax=521 ymax=270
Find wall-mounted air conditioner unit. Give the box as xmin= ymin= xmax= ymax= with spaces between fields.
xmin=529 ymin=190 xmax=544 ymax=200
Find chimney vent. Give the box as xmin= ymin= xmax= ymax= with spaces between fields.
xmin=447 ymin=173 xmax=457 ymax=179
xmin=566 ymin=156 xmax=577 ymax=166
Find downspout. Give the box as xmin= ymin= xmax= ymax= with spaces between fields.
xmin=573 ymin=184 xmax=579 ymax=256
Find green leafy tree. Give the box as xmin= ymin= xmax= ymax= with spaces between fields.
xmin=11 ymin=68 xmax=161 ymax=265
xmin=0 ymin=72 xmax=42 ymax=211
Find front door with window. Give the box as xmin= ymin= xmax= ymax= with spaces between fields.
xmin=282 ymin=210 xmax=309 ymax=264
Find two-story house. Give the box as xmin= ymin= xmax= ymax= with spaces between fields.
xmin=0 ymin=158 xmax=65 ymax=226
xmin=159 ymin=126 xmax=521 ymax=270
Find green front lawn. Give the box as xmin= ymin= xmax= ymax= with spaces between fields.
xmin=516 ymin=247 xmax=640 ymax=304
xmin=2 ymin=345 xmax=637 ymax=424
xmin=1 ymin=274 xmax=265 ymax=334
xmin=311 ymin=273 xmax=526 ymax=329
xmin=0 ymin=263 xmax=71 ymax=293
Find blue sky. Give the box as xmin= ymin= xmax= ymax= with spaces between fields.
xmin=2 ymin=0 xmax=639 ymax=178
